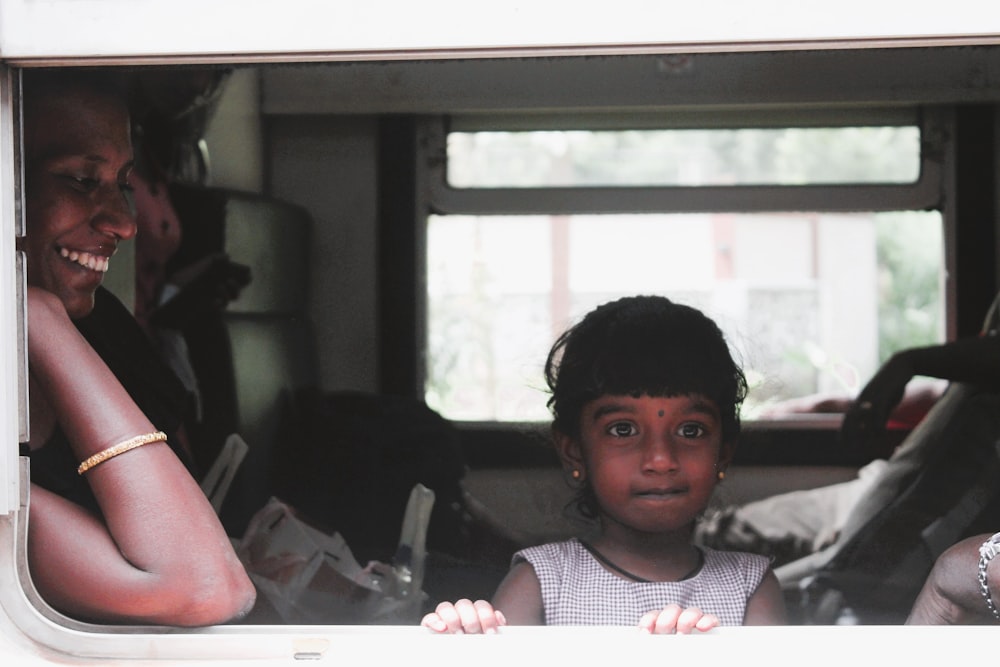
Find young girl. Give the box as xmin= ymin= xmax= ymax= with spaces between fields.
xmin=422 ymin=295 xmax=787 ymax=633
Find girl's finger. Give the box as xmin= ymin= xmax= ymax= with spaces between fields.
xmin=420 ymin=612 xmax=447 ymax=633
xmin=675 ymin=607 xmax=704 ymax=634
xmin=652 ymin=604 xmax=683 ymax=634
xmin=695 ymin=613 xmax=721 ymax=632
xmin=432 ymin=601 xmax=465 ymax=633
xmin=454 ymin=598 xmax=486 ymax=634
xmin=473 ymin=599 xmax=503 ymax=633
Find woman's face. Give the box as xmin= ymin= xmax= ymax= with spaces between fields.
xmin=22 ymin=84 xmax=135 ymax=319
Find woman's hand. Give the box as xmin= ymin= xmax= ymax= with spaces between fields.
xmin=638 ymin=605 xmax=719 ymax=634
xmin=421 ymin=599 xmax=507 ymax=634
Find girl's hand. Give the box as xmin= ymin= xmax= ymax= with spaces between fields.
xmin=638 ymin=604 xmax=719 ymax=634
xmin=421 ymin=599 xmax=507 ymax=634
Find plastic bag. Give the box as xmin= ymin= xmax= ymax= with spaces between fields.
xmin=236 ymin=484 xmax=434 ymax=624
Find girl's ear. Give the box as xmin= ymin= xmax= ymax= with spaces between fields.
xmin=553 ymin=429 xmax=585 ymax=476
xmin=717 ymin=439 xmax=737 ymax=472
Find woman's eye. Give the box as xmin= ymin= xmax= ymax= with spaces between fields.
xmin=678 ymin=423 xmax=706 ymax=438
xmin=63 ymin=174 xmax=99 ymax=191
xmin=607 ymin=422 xmax=638 ymax=437
xmin=120 ymin=183 xmax=136 ymax=216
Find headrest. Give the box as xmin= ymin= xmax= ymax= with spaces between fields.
xmin=222 ymin=193 xmax=310 ymax=315
xmin=982 ymin=289 xmax=1000 ymax=335
xmin=169 ymin=184 xmax=311 ymax=315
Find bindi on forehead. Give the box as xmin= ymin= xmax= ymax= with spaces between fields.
xmin=658 ymin=409 xmax=664 ymax=417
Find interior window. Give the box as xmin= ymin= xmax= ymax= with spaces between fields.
xmin=425 ymin=120 xmax=945 ymax=421
xmin=447 ymin=126 xmax=922 ymax=188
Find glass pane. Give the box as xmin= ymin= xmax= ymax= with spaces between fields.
xmin=426 ymin=211 xmax=944 ymax=421
xmin=446 ymin=127 xmax=921 ymax=187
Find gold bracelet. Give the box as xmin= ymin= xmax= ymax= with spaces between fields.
xmin=77 ymin=431 xmax=167 ymax=475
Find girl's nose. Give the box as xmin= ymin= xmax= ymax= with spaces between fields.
xmin=92 ymin=184 xmax=137 ymax=241
xmin=642 ymin=435 xmax=679 ymax=472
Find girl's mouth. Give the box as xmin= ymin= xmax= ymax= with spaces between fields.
xmin=636 ymin=487 xmax=686 ymax=499
xmin=59 ymin=246 xmax=110 ymax=273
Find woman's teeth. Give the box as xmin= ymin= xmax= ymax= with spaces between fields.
xmin=60 ymin=248 xmax=109 ymax=272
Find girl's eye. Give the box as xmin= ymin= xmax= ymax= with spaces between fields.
xmin=678 ymin=422 xmax=706 ymax=438
xmin=607 ymin=421 xmax=638 ymax=437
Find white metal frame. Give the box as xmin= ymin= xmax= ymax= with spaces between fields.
xmin=0 ymin=1 xmax=999 ymax=65
xmin=424 ymin=111 xmax=947 ymax=215
xmin=1 ymin=1 xmax=999 ymax=663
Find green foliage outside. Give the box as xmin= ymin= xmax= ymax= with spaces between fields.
xmin=875 ymin=212 xmax=945 ymax=362
xmin=432 ymin=127 xmax=945 ymax=420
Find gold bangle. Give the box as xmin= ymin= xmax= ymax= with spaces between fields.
xmin=77 ymin=431 xmax=167 ymax=475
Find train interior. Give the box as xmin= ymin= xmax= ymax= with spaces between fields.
xmin=37 ymin=44 xmax=1000 ymax=626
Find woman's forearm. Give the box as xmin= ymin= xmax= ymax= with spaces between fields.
xmin=25 ymin=287 xmax=255 ymax=625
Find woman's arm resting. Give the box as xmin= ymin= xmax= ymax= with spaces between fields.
xmin=25 ymin=287 xmax=255 ymax=626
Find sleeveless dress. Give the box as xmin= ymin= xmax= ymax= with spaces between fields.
xmin=514 ymin=538 xmax=770 ymax=626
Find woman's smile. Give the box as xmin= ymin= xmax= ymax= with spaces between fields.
xmin=57 ymin=245 xmax=112 ymax=273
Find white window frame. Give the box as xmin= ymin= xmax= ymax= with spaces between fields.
xmin=0 ymin=1 xmax=998 ymax=663
xmin=425 ymin=109 xmax=946 ymax=215
xmin=420 ymin=108 xmax=952 ymax=416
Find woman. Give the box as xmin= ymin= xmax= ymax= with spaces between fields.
xmin=19 ymin=69 xmax=255 ymax=626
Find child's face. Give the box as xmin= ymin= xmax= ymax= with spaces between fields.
xmin=562 ymin=393 xmax=730 ymax=535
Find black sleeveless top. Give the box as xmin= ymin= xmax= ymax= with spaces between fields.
xmin=27 ymin=287 xmax=198 ymax=515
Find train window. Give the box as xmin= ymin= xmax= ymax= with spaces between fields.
xmin=3 ymin=0 xmax=1000 ymax=660
xmin=424 ymin=112 xmax=946 ymax=421
xmin=446 ymin=127 xmax=921 ymax=188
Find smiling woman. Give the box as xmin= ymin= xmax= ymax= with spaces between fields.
xmin=17 ymin=69 xmax=255 ymax=626
xmin=20 ymin=70 xmax=135 ymax=319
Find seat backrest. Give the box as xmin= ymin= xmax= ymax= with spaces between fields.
xmin=170 ymin=184 xmax=319 ymax=535
xmin=271 ymin=388 xmax=469 ymax=562
xmin=801 ymin=290 xmax=1000 ymax=623
xmin=812 ymin=388 xmax=1000 ymax=622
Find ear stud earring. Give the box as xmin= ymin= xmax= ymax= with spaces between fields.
xmin=717 ymin=470 xmax=726 ymax=481
xmin=572 ymin=469 xmax=582 ymax=480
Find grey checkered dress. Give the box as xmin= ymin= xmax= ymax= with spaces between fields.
xmin=513 ymin=538 xmax=770 ymax=626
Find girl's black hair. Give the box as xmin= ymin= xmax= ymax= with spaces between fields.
xmin=545 ymin=295 xmax=747 ymax=443
xmin=545 ymin=296 xmax=747 ymax=520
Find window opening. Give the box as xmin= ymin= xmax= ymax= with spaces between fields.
xmin=426 ymin=211 xmax=943 ymax=421
xmin=425 ymin=113 xmax=946 ymax=422
xmin=447 ymin=127 xmax=921 ymax=188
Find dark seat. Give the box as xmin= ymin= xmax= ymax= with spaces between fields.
xmin=169 ymin=184 xmax=318 ymax=536
xmin=791 ymin=291 xmax=1000 ymax=624
xmin=168 ymin=185 xmax=501 ymax=616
